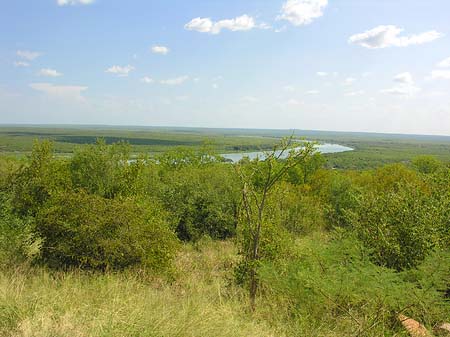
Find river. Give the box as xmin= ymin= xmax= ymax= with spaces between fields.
xmin=220 ymin=143 xmax=353 ymax=163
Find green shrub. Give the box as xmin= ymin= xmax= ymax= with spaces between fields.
xmin=312 ymin=170 xmax=359 ymax=228
xmin=0 ymin=193 xmax=40 ymax=267
xmin=35 ymin=190 xmax=179 ymax=272
xmin=11 ymin=140 xmax=70 ymax=217
xmin=70 ymin=139 xmax=148 ymax=198
xmin=259 ymin=232 xmax=450 ymax=336
xmin=160 ymin=164 xmax=240 ymax=241
xmin=412 ymin=155 xmax=443 ymax=174
xmin=348 ymin=183 xmax=441 ymax=270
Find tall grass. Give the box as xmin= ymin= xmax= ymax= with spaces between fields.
xmin=0 ymin=240 xmax=282 ymax=337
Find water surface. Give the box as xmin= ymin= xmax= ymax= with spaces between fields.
xmin=221 ymin=143 xmax=353 ymax=162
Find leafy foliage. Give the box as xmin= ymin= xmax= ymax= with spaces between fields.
xmin=259 ymin=232 xmax=450 ymax=336
xmin=36 ymin=190 xmax=178 ymax=271
xmin=160 ymin=164 xmax=240 ymax=241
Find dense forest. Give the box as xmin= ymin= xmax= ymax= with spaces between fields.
xmin=1 ymin=138 xmax=449 ymax=336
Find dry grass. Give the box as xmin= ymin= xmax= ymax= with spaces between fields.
xmin=0 ymin=240 xmax=282 ymax=337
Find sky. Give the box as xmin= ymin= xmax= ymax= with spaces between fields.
xmin=1 ymin=0 xmax=450 ymax=136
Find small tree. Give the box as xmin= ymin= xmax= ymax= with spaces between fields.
xmin=236 ymin=137 xmax=316 ymax=310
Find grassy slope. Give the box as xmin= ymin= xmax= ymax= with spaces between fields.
xmin=2 ymin=237 xmax=446 ymax=337
xmin=0 ymin=241 xmax=281 ymax=337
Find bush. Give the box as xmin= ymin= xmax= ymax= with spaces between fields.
xmin=348 ymin=182 xmax=440 ymax=270
xmin=70 ymin=139 xmax=148 ymax=198
xmin=412 ymin=155 xmax=443 ymax=174
xmin=11 ymin=140 xmax=70 ymax=217
xmin=35 ymin=190 xmax=179 ymax=272
xmin=265 ymin=182 xmax=326 ymax=235
xmin=0 ymin=193 xmax=40 ymax=267
xmin=160 ymin=164 xmax=240 ymax=241
xmin=259 ymin=232 xmax=450 ymax=336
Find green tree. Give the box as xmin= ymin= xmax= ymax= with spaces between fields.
xmin=236 ymin=138 xmax=316 ymax=310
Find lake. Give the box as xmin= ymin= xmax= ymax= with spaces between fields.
xmin=221 ymin=143 xmax=353 ymax=162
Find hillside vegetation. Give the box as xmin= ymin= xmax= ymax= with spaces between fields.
xmin=0 ymin=138 xmax=449 ymax=337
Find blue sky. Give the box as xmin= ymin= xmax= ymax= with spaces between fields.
xmin=1 ymin=0 xmax=450 ymax=135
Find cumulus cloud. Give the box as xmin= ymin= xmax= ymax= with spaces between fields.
xmin=17 ymin=50 xmax=41 ymax=61
xmin=105 ymin=65 xmax=135 ymax=77
xmin=14 ymin=61 xmax=30 ymax=67
xmin=277 ymin=0 xmax=328 ymax=26
xmin=316 ymin=72 xmax=328 ymax=77
xmin=151 ymin=45 xmax=169 ymax=55
xmin=141 ymin=76 xmax=154 ymax=84
xmin=38 ymin=68 xmax=63 ymax=77
xmin=57 ymin=0 xmax=94 ymax=6
xmin=160 ymin=76 xmax=189 ymax=85
xmin=431 ymin=70 xmax=450 ymax=80
xmin=394 ymin=72 xmax=413 ymax=84
xmin=349 ymin=25 xmax=443 ymax=49
xmin=382 ymin=72 xmax=420 ymax=96
xmin=30 ymin=82 xmax=87 ymax=100
xmin=184 ymin=15 xmax=256 ymax=34
xmin=437 ymin=57 xmax=450 ymax=68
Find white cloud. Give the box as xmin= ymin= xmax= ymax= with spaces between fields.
xmin=343 ymin=77 xmax=356 ymax=86
xmin=316 ymin=72 xmax=328 ymax=77
xmin=151 ymin=45 xmax=169 ymax=55
xmin=382 ymin=72 xmax=420 ymax=97
xmin=381 ymin=86 xmax=420 ymax=96
xmin=349 ymin=25 xmax=443 ymax=49
xmin=345 ymin=90 xmax=365 ymax=96
xmin=14 ymin=61 xmax=30 ymax=67
xmin=184 ymin=15 xmax=256 ymax=34
xmin=57 ymin=0 xmax=94 ymax=6
xmin=38 ymin=68 xmax=63 ymax=77
xmin=17 ymin=50 xmax=41 ymax=61
xmin=212 ymin=83 xmax=219 ymax=89
xmin=437 ymin=57 xmax=450 ymax=68
xmin=258 ymin=23 xmax=272 ymax=30
xmin=277 ymin=0 xmax=328 ymax=26
xmin=305 ymin=90 xmax=319 ymax=94
xmin=393 ymin=72 xmax=413 ymax=84
xmin=30 ymin=82 xmax=87 ymax=100
xmin=431 ymin=70 xmax=450 ymax=80
xmin=105 ymin=65 xmax=134 ymax=77
xmin=160 ymin=76 xmax=189 ymax=85
xmin=141 ymin=76 xmax=154 ymax=84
